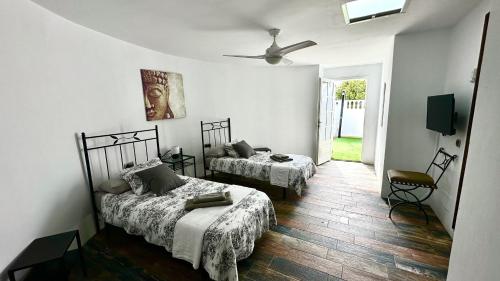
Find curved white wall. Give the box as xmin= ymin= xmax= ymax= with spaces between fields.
xmin=0 ymin=0 xmax=319 ymax=277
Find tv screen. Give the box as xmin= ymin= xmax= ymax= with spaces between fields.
xmin=427 ymin=94 xmax=456 ymax=136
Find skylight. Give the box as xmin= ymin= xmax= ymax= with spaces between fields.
xmin=342 ymin=0 xmax=409 ymax=24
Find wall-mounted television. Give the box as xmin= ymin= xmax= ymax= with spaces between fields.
xmin=426 ymin=94 xmax=456 ymax=136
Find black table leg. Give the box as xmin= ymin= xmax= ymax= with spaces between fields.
xmin=75 ymin=231 xmax=87 ymax=277
xmin=193 ymin=159 xmax=197 ymax=178
xmin=59 ymin=258 xmax=68 ymax=281
xmin=181 ymin=160 xmax=185 ymax=176
xmin=8 ymin=271 xmax=16 ymax=281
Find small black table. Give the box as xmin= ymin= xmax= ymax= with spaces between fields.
xmin=7 ymin=230 xmax=86 ymax=281
xmin=162 ymin=150 xmax=196 ymax=177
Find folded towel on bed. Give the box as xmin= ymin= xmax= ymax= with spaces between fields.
xmin=270 ymin=163 xmax=291 ymax=187
xmin=172 ymin=185 xmax=252 ymax=269
xmin=185 ymin=192 xmax=232 ymax=210
xmin=192 ymin=191 xmax=226 ymax=204
xmin=272 ymin=153 xmax=289 ymax=159
xmin=271 ymin=155 xmax=293 ymax=162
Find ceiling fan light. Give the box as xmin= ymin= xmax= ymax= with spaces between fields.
xmin=265 ymin=56 xmax=282 ymax=65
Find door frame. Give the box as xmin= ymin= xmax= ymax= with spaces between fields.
xmin=452 ymin=12 xmax=490 ymax=229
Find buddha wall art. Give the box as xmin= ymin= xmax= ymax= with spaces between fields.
xmin=140 ymin=69 xmax=186 ymax=121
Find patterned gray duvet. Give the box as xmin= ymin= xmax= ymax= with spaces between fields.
xmin=209 ymin=152 xmax=316 ymax=196
xmin=100 ymin=176 xmax=276 ymax=281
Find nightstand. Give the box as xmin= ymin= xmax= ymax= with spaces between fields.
xmin=254 ymin=147 xmax=272 ymax=152
xmin=161 ymin=148 xmax=196 ymax=177
xmin=7 ymin=230 xmax=86 ymax=281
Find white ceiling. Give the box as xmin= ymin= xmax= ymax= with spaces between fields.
xmin=33 ymin=0 xmax=481 ymax=66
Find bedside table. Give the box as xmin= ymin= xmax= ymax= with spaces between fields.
xmin=7 ymin=230 xmax=86 ymax=281
xmin=254 ymin=147 xmax=272 ymax=152
xmin=161 ymin=148 xmax=196 ymax=177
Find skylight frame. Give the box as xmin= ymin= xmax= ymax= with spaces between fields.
xmin=341 ymin=0 xmax=410 ymax=24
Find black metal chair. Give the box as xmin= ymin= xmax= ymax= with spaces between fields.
xmin=387 ymin=148 xmax=457 ymax=223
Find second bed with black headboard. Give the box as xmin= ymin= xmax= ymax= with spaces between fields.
xmin=201 ymin=118 xmax=316 ymax=198
xmin=81 ymin=126 xmax=276 ymax=281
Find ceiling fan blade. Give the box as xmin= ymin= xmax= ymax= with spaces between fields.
xmin=281 ymin=57 xmax=293 ymax=65
xmin=277 ymin=40 xmax=317 ymax=55
xmin=223 ymin=55 xmax=266 ymax=59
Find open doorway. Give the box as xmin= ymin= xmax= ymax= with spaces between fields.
xmin=331 ymin=79 xmax=366 ymax=162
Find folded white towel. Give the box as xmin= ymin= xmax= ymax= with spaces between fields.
xmin=270 ymin=162 xmax=291 ymax=187
xmin=172 ymin=185 xmax=252 ymax=269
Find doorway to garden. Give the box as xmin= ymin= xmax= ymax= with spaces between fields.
xmin=331 ymin=79 xmax=366 ymax=162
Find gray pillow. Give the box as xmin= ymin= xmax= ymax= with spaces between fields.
xmin=120 ymin=158 xmax=163 ymax=195
xmin=136 ymin=164 xmax=186 ymax=196
xmin=206 ymin=146 xmax=226 ymax=158
xmin=98 ymin=179 xmax=130 ymax=194
xmin=232 ymin=140 xmax=256 ymax=158
xmin=224 ymin=143 xmax=240 ymax=158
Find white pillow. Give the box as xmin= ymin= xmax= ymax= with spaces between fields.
xmin=224 ymin=140 xmax=240 ymax=158
xmin=98 ymin=179 xmax=131 ymax=194
xmin=120 ymin=158 xmax=162 ymax=195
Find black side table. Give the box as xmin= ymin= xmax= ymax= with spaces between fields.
xmin=254 ymin=147 xmax=272 ymax=153
xmin=7 ymin=230 xmax=86 ymax=281
xmin=161 ymin=149 xmax=196 ymax=177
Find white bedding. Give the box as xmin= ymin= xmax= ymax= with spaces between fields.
xmin=100 ymin=176 xmax=276 ymax=281
xmin=172 ymin=185 xmax=252 ymax=269
xmin=209 ymin=152 xmax=316 ymax=196
xmin=270 ymin=163 xmax=291 ymax=187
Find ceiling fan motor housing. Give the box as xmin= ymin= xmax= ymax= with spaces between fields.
xmin=265 ymin=56 xmax=282 ymax=64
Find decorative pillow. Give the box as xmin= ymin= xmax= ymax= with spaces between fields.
xmin=206 ymin=146 xmax=226 ymax=158
xmin=97 ymin=179 xmax=131 ymax=194
xmin=120 ymin=158 xmax=162 ymax=195
xmin=232 ymin=140 xmax=256 ymax=158
xmin=224 ymin=143 xmax=240 ymax=158
xmin=136 ymin=164 xmax=186 ymax=196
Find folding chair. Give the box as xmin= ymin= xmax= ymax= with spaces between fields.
xmin=387 ymin=148 xmax=457 ymax=223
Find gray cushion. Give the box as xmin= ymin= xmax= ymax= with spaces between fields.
xmin=206 ymin=146 xmax=226 ymax=158
xmin=136 ymin=164 xmax=186 ymax=196
xmin=98 ymin=179 xmax=130 ymax=194
xmin=232 ymin=140 xmax=256 ymax=158
xmin=121 ymin=158 xmax=163 ymax=195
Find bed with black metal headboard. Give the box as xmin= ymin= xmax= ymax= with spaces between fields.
xmin=81 ymin=126 xmax=161 ymax=231
xmin=200 ymin=118 xmax=316 ymax=198
xmin=200 ymin=118 xmax=232 ymax=177
xmin=80 ymin=125 xmax=276 ymax=281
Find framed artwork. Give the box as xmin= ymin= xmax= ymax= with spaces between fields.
xmin=140 ymin=69 xmax=186 ymax=121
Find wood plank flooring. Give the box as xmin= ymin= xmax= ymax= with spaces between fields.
xmin=66 ymin=161 xmax=452 ymax=281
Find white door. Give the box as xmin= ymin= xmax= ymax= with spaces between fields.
xmin=316 ymin=79 xmax=335 ymax=165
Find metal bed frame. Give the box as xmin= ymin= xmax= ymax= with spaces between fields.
xmin=200 ymin=118 xmax=232 ymax=178
xmin=200 ymin=118 xmax=289 ymax=199
xmin=81 ymin=126 xmax=161 ymax=232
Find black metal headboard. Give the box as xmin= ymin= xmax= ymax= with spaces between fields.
xmin=81 ymin=126 xmax=161 ymax=232
xmin=200 ymin=118 xmax=231 ymax=177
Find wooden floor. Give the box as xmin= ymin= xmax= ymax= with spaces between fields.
xmin=67 ymin=161 xmax=452 ymax=281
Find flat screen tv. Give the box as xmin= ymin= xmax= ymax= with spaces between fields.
xmin=427 ymin=94 xmax=456 ymax=136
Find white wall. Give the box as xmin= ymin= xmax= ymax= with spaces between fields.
xmin=374 ymin=38 xmax=395 ymax=182
xmin=333 ymin=100 xmax=366 ymax=138
xmin=382 ymin=29 xmax=451 ymax=198
xmin=430 ymin=0 xmax=490 ymax=234
xmin=382 ymin=0 xmax=490 ymax=235
xmin=448 ymin=0 xmax=500 ymax=279
xmin=322 ymin=64 xmax=383 ymax=164
xmin=212 ymin=65 xmax=320 ymax=158
xmin=0 ymin=0 xmax=319 ymax=277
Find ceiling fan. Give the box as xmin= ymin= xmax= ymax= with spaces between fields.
xmin=223 ymin=29 xmax=317 ymax=65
